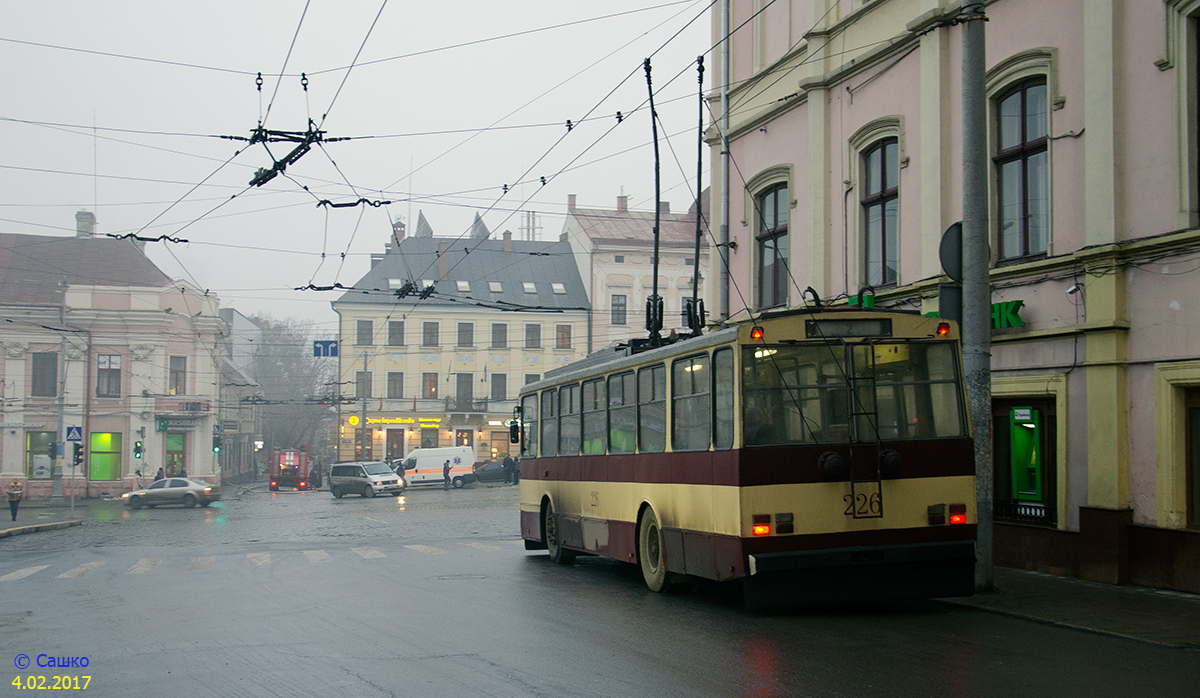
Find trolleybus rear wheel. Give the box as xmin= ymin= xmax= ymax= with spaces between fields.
xmin=638 ymin=508 xmax=668 ymax=592
xmin=543 ymin=500 xmax=576 ymax=564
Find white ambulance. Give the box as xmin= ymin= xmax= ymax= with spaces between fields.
xmin=396 ymin=446 xmax=476 ymax=488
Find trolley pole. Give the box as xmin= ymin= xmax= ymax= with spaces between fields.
xmin=961 ymin=2 xmax=993 ymax=591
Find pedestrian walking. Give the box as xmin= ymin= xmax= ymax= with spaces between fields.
xmin=154 ymin=467 xmax=164 ymax=481
xmin=443 ymin=459 xmax=451 ymax=490
xmin=512 ymin=457 xmax=520 ymax=485
xmin=179 ymin=466 xmax=187 ymax=477
xmin=502 ymin=454 xmax=515 ymax=484
xmin=133 ymin=469 xmax=145 ymax=490
xmin=6 ymin=479 xmax=24 ymax=522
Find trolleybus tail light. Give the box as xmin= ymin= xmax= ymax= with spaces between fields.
xmin=750 ymin=326 xmax=764 ymax=341
xmin=752 ymin=514 xmax=771 ymax=536
xmin=775 ymin=512 xmax=794 ymax=534
xmin=927 ymin=503 xmax=946 ymax=525
xmin=949 ymin=503 xmax=967 ymax=524
xmin=936 ymin=322 xmax=951 ymax=336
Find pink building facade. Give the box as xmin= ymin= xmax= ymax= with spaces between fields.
xmin=711 ymin=0 xmax=1200 ymax=591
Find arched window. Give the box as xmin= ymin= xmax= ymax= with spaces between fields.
xmin=995 ymin=78 xmax=1049 ymax=261
xmin=862 ymin=138 xmax=899 ymax=287
xmin=756 ymin=183 xmax=789 ymax=309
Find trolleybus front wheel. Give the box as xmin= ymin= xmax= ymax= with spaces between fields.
xmin=543 ymin=500 xmax=576 ymax=565
xmin=638 ymin=508 xmax=668 ymax=592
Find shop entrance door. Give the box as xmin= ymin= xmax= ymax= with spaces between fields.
xmin=166 ymin=432 xmax=187 ymax=477
xmin=386 ymin=428 xmax=405 ymax=461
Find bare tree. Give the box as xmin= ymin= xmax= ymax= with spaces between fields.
xmin=250 ymin=316 xmax=337 ymax=462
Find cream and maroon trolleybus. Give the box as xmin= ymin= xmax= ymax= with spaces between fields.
xmin=515 ymin=308 xmax=976 ymax=608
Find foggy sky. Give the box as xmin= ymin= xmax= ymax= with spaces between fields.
xmin=0 ymin=1 xmax=713 ymax=332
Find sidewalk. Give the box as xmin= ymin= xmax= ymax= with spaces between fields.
xmin=941 ymin=566 xmax=1200 ymax=649
xmin=0 ymin=499 xmax=88 ymax=538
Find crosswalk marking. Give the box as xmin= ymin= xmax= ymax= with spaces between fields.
xmin=57 ymin=562 xmax=105 ymax=578
xmin=404 ymin=544 xmax=446 ymax=555
xmin=1 ymin=565 xmax=48 ymax=582
xmin=187 ymin=557 xmax=215 ymax=571
xmin=303 ymin=550 xmax=331 ymax=563
xmin=351 ymin=547 xmax=386 ymax=559
xmin=461 ymin=542 xmax=502 ymax=552
xmin=247 ymin=553 xmax=271 ymax=566
xmin=125 ymin=558 xmax=161 ymax=575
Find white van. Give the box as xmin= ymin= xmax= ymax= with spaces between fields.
xmin=397 ymin=446 xmax=476 ymax=488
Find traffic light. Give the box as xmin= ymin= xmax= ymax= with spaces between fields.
xmin=212 ymin=437 xmax=221 ymax=454
xmin=134 ymin=441 xmax=143 ymax=459
xmin=72 ymin=443 xmax=84 ymax=468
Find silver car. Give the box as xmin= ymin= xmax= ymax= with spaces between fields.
xmin=329 ymin=461 xmax=405 ymax=498
xmin=122 ymin=478 xmax=221 ymax=509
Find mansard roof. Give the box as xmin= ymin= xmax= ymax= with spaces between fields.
xmin=0 ymin=233 xmax=172 ymax=306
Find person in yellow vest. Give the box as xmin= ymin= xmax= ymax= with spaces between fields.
xmin=6 ymin=480 xmax=24 ymax=522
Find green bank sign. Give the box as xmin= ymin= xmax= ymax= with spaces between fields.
xmin=991 ymin=300 xmax=1025 ymax=329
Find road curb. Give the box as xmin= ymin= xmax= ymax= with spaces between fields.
xmin=938 ymin=597 xmax=1199 ymax=650
xmin=0 ymin=520 xmax=83 ymax=539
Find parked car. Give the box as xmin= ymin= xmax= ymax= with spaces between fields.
xmin=122 ymin=478 xmax=221 ymax=509
xmin=472 ymin=460 xmax=507 ymax=484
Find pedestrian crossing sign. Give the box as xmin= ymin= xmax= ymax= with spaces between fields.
xmin=66 ymin=426 xmax=82 ymax=442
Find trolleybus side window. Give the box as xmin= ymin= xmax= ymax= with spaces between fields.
xmin=608 ymin=372 xmax=636 ymax=454
xmin=713 ymin=347 xmax=735 ymax=450
xmin=581 ymin=379 xmax=606 ymax=455
xmin=540 ymin=390 xmax=558 ymax=457
xmin=521 ymin=394 xmax=538 ymax=458
xmin=638 ymin=364 xmax=667 ymax=453
xmin=559 ymin=384 xmax=581 ymax=456
xmin=672 ymin=354 xmax=711 ymax=451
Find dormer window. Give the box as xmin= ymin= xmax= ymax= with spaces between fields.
xmin=551 ymin=283 xmax=566 ymax=294
xmin=489 ymin=282 xmax=503 ymax=293
xmin=421 ymin=279 xmax=434 ymax=289
xmin=388 ymin=278 xmax=404 ymax=289
xmin=523 ymin=282 xmax=537 ymax=293
xmin=456 ymin=280 xmax=470 ymax=292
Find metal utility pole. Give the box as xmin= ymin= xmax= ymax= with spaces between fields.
xmin=53 ymin=280 xmax=67 ymax=499
xmin=719 ymin=0 xmax=731 ymax=322
xmin=960 ymin=1 xmax=993 ymax=591
xmin=360 ymin=351 xmax=369 ymax=460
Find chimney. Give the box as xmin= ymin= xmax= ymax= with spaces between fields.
xmin=437 ymin=242 xmax=449 ymax=280
xmin=391 ymin=217 xmax=406 ymax=245
xmin=658 ymin=201 xmax=670 ymax=214
xmin=567 ymin=194 xmax=577 ymax=211
xmin=503 ymin=230 xmax=512 ymax=253
xmin=616 ymin=195 xmax=628 ymax=213
xmin=75 ymin=210 xmax=96 ymax=237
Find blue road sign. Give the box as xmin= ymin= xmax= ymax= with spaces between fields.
xmin=314 ymin=340 xmax=339 ymax=357
xmin=66 ymin=426 xmax=83 ymax=442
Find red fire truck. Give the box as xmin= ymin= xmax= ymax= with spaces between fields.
xmin=269 ymin=449 xmax=311 ymax=491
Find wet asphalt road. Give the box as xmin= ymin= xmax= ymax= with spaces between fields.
xmin=2 ymin=484 xmax=1199 ymax=698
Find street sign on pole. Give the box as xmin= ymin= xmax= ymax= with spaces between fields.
xmin=314 ymin=340 xmax=339 ymax=357
xmin=66 ymin=426 xmax=83 ymax=442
